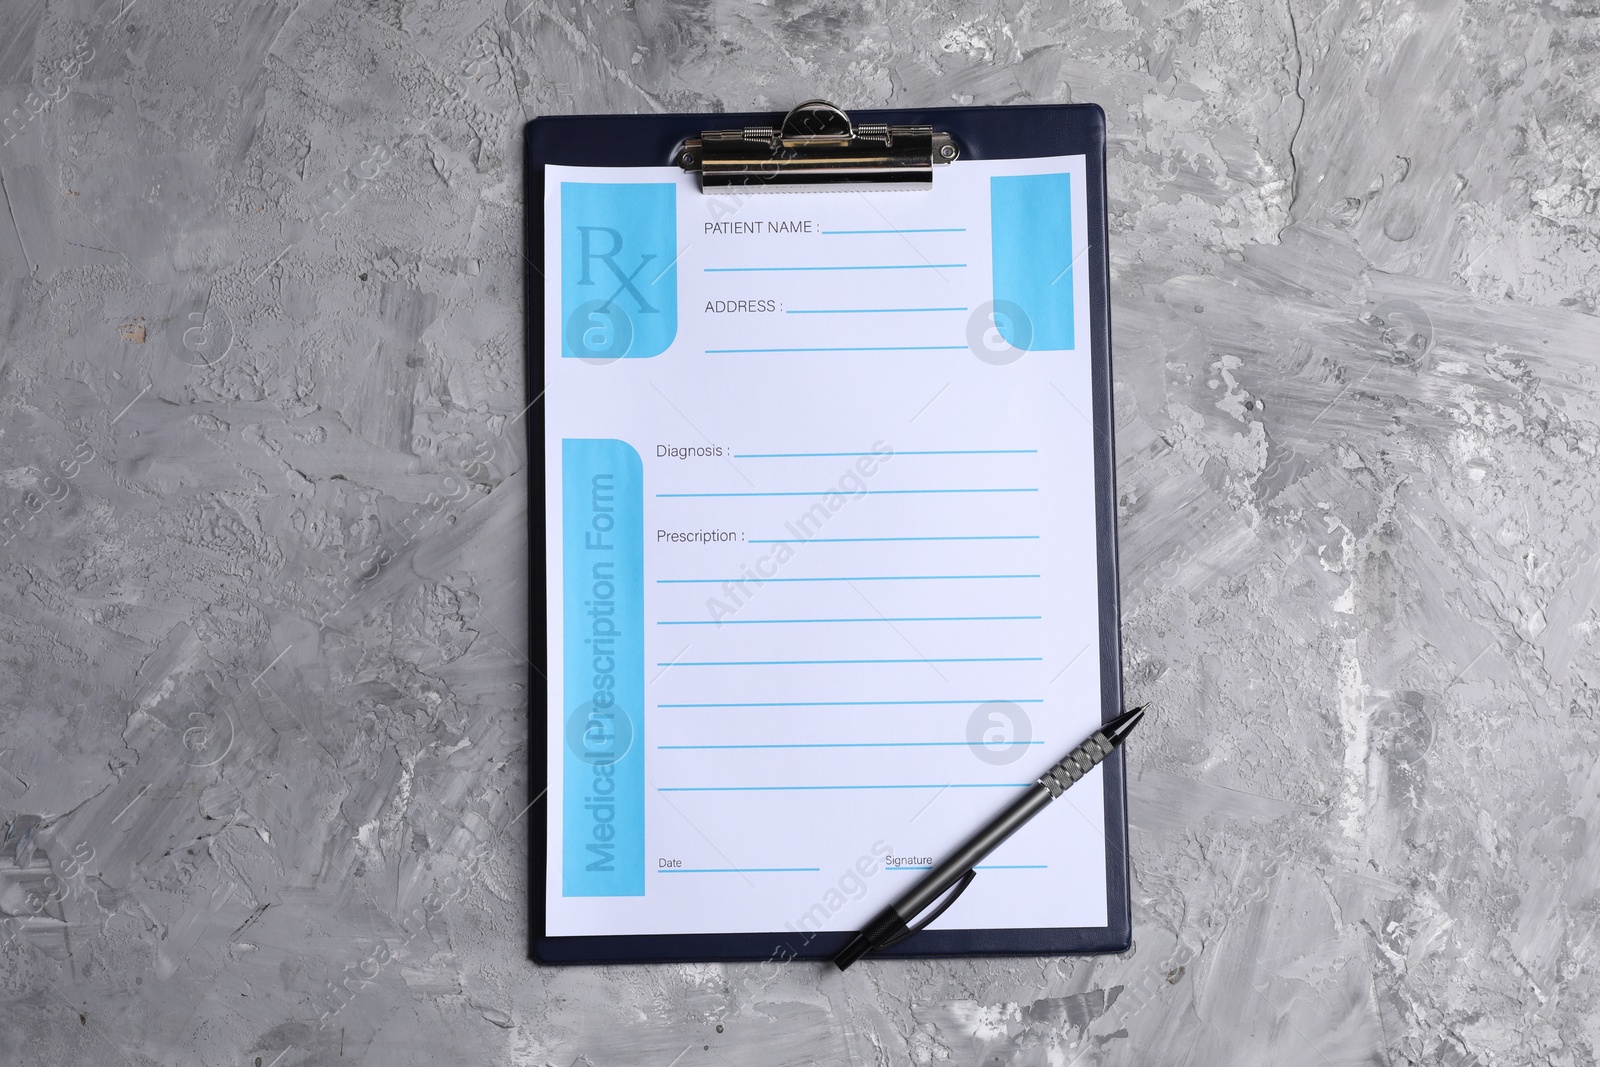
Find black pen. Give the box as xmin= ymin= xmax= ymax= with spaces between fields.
xmin=833 ymin=705 xmax=1147 ymax=970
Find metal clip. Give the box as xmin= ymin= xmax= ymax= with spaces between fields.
xmin=675 ymin=100 xmax=958 ymax=191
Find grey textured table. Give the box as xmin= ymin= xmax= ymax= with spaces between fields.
xmin=3 ymin=2 xmax=1597 ymax=1064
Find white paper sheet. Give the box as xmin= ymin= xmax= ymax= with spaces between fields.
xmin=543 ymin=155 xmax=1108 ymax=938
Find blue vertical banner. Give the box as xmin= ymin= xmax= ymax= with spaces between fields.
xmin=562 ymin=438 xmax=645 ymax=897
xmin=990 ymin=172 xmax=1074 ymax=351
xmin=561 ymin=182 xmax=678 ymax=360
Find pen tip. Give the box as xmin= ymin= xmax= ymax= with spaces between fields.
xmin=1100 ymin=705 xmax=1148 ymax=747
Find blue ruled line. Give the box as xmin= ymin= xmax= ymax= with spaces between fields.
xmin=785 ymin=307 xmax=967 ymax=315
xmin=658 ymin=741 xmax=1044 ymax=750
xmin=746 ymin=535 xmax=1039 ymax=544
xmin=821 ymin=228 xmax=967 ymax=234
xmin=657 ymin=488 xmax=1036 ymax=498
xmin=888 ymin=864 xmax=1049 ymax=870
xmin=657 ymin=699 xmax=1043 ymax=708
xmin=657 ymin=615 xmax=1042 ymax=626
xmin=657 ymin=656 xmax=1042 ymax=667
xmin=656 ymin=867 xmax=820 ymax=873
xmin=656 ymin=574 xmax=1040 ymax=584
xmin=706 ymin=346 xmax=968 ymax=354
xmin=658 ymin=783 xmax=1031 ymax=792
xmin=732 ymin=449 xmax=1036 ymax=458
xmin=704 ymin=263 xmax=965 ymax=272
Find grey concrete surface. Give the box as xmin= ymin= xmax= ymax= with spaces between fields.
xmin=2 ymin=0 xmax=1598 ymax=1064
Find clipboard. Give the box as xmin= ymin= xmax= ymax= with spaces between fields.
xmin=526 ymin=101 xmax=1128 ymax=964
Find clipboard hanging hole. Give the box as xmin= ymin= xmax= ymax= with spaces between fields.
xmin=781 ymin=99 xmax=854 ymax=142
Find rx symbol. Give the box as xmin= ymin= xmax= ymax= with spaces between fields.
xmin=576 ymin=226 xmax=658 ymax=312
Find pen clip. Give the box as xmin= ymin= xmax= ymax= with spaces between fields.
xmin=877 ymin=868 xmax=977 ymax=950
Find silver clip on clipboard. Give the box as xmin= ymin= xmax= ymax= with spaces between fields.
xmin=675 ymin=100 xmax=959 ymax=191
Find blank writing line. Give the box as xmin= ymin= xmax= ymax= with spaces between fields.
xmin=657 ymin=574 xmax=1040 ymax=584
xmin=657 ymin=488 xmax=1037 ymax=498
xmin=707 ymin=345 xmax=967 ymax=354
xmin=657 ymin=867 xmax=820 ymax=873
xmin=657 ymin=615 xmax=1042 ymax=626
xmin=733 ymin=449 xmax=1036 ymax=458
xmin=658 ymin=699 xmax=1043 ymax=708
xmin=821 ymin=228 xmax=966 ymax=234
xmin=785 ymin=307 xmax=966 ymax=314
xmin=658 ymin=783 xmax=1031 ymax=792
xmin=889 ymin=864 xmax=1048 ymax=870
xmin=747 ymin=535 xmax=1038 ymax=544
xmin=657 ymin=656 xmax=1043 ymax=667
xmin=704 ymin=263 xmax=966 ymax=272
xmin=658 ymin=741 xmax=1045 ymax=750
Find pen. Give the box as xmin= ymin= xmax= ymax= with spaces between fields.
xmin=833 ymin=705 xmax=1147 ymax=970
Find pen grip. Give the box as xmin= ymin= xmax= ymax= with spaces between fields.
xmin=1039 ymin=730 xmax=1115 ymax=797
xmin=894 ymin=784 xmax=1053 ymax=919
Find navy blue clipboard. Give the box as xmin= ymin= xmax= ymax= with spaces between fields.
xmin=526 ymin=103 xmax=1128 ymax=965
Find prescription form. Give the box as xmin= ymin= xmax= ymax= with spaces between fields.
xmin=542 ymin=154 xmax=1107 ymax=937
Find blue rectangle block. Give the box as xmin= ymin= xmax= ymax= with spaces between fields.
xmin=562 ymin=438 xmax=646 ymax=896
xmin=990 ymin=173 xmax=1074 ymax=351
xmin=561 ymin=182 xmax=678 ymax=359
